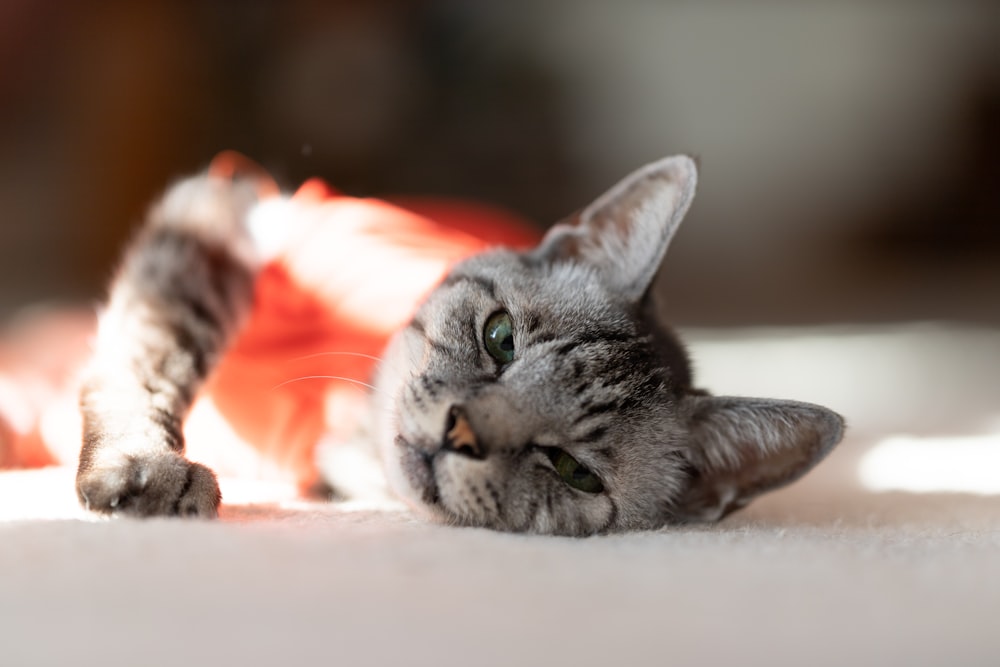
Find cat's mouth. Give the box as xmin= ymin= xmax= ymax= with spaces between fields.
xmin=394 ymin=436 xmax=441 ymax=507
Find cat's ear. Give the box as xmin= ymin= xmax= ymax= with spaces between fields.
xmin=674 ymin=396 xmax=845 ymax=522
xmin=533 ymin=155 xmax=697 ymax=302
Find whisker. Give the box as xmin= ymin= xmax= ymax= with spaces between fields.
xmin=284 ymin=351 xmax=385 ymax=365
xmin=272 ymin=375 xmax=380 ymax=393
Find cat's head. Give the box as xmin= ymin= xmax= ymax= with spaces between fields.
xmin=374 ymin=155 xmax=844 ymax=535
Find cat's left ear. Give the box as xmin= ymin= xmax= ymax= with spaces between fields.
xmin=534 ymin=155 xmax=697 ymax=302
xmin=674 ymin=395 xmax=845 ymax=522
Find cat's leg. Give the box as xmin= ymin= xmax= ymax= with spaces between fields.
xmin=76 ymin=174 xmax=261 ymax=517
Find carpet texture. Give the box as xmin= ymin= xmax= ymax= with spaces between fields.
xmin=2 ymin=324 xmax=998 ymax=667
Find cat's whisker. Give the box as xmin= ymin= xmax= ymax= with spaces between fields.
xmin=283 ymin=351 xmax=385 ymax=367
xmin=271 ymin=375 xmax=382 ymax=395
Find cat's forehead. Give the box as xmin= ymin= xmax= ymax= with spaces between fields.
xmin=435 ymin=250 xmax=626 ymax=322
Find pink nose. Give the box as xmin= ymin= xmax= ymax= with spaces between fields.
xmin=443 ymin=405 xmax=485 ymax=459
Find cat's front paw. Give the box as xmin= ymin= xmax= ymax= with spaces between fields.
xmin=76 ymin=450 xmax=221 ymax=518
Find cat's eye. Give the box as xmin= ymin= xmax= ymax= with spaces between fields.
xmin=542 ymin=448 xmax=605 ymax=494
xmin=483 ymin=311 xmax=515 ymax=365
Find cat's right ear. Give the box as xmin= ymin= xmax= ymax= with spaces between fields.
xmin=532 ymin=155 xmax=698 ymax=302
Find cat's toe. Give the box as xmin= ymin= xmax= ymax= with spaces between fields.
xmin=175 ymin=462 xmax=222 ymax=518
xmin=76 ymin=451 xmax=220 ymax=518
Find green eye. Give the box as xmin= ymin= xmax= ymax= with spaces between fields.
xmin=483 ymin=311 xmax=515 ymax=365
xmin=543 ymin=448 xmax=605 ymax=494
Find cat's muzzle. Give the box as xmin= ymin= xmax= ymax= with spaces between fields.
xmin=442 ymin=405 xmax=486 ymax=460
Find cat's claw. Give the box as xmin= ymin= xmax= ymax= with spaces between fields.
xmin=76 ymin=451 xmax=221 ymax=518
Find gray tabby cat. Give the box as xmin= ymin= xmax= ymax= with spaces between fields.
xmin=76 ymin=155 xmax=844 ymax=535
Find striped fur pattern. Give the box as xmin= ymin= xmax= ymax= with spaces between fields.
xmin=372 ymin=156 xmax=844 ymax=535
xmin=373 ymin=254 xmax=692 ymax=534
xmin=76 ymin=156 xmax=845 ymax=534
xmin=77 ymin=177 xmax=258 ymax=517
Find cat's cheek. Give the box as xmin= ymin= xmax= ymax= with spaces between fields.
xmin=380 ymin=443 xmax=442 ymax=519
xmin=522 ymin=481 xmax=619 ymax=536
xmin=587 ymin=496 xmax=620 ymax=534
xmin=432 ymin=455 xmax=503 ymax=528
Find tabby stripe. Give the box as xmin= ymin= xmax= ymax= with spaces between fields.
xmin=575 ymin=401 xmax=618 ymax=422
xmin=484 ymin=479 xmax=502 ymax=511
xmin=428 ymin=339 xmax=459 ymax=356
xmin=554 ymin=340 xmax=577 ymax=357
xmin=573 ymin=330 xmax=634 ymax=346
xmin=578 ymin=425 xmax=609 ymax=443
xmin=140 ymin=230 xmax=248 ymax=322
xmin=149 ymin=405 xmax=183 ymax=451
xmin=524 ymin=499 xmax=539 ymax=527
xmin=410 ymin=318 xmax=461 ymax=355
xmin=203 ymin=244 xmax=254 ymax=325
xmin=161 ymin=319 xmax=210 ymax=382
xmin=593 ymin=447 xmax=616 ymax=464
xmin=420 ymin=374 xmax=445 ymax=400
xmin=528 ymin=331 xmax=559 ymax=346
xmin=406 ymin=382 xmax=424 ymax=407
xmin=463 ymin=313 xmax=480 ymax=352
xmin=178 ymin=291 xmax=223 ymax=334
xmin=520 ymin=311 xmax=541 ymax=335
xmin=606 ymin=366 xmax=639 ymax=388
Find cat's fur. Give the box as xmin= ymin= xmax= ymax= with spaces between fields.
xmin=76 ymin=155 xmax=844 ymax=535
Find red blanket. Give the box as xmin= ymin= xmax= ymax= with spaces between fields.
xmin=0 ymin=176 xmax=539 ymax=492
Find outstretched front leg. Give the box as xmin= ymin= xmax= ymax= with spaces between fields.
xmin=77 ymin=173 xmax=261 ymax=517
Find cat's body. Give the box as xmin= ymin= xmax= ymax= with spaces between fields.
xmin=76 ymin=155 xmax=844 ymax=535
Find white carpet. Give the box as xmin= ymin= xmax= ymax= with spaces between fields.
xmin=2 ymin=324 xmax=999 ymax=667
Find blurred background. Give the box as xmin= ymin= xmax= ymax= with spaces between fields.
xmin=1 ymin=0 xmax=997 ymax=326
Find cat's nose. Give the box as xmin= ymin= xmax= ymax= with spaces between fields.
xmin=443 ymin=405 xmax=486 ymax=459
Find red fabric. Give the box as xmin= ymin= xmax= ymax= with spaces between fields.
xmin=0 ymin=177 xmax=540 ymax=490
xmin=193 ymin=181 xmax=541 ymax=490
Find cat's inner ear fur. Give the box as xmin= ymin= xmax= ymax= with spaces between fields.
xmin=534 ymin=155 xmax=697 ymax=302
xmin=674 ymin=396 xmax=845 ymax=522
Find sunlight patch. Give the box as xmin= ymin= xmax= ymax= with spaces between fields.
xmin=859 ymin=433 xmax=1000 ymax=494
xmin=0 ymin=468 xmax=96 ymax=522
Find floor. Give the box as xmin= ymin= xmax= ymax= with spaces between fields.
xmin=2 ymin=324 xmax=999 ymax=667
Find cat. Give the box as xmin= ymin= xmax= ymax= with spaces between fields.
xmin=75 ymin=155 xmax=844 ymax=535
